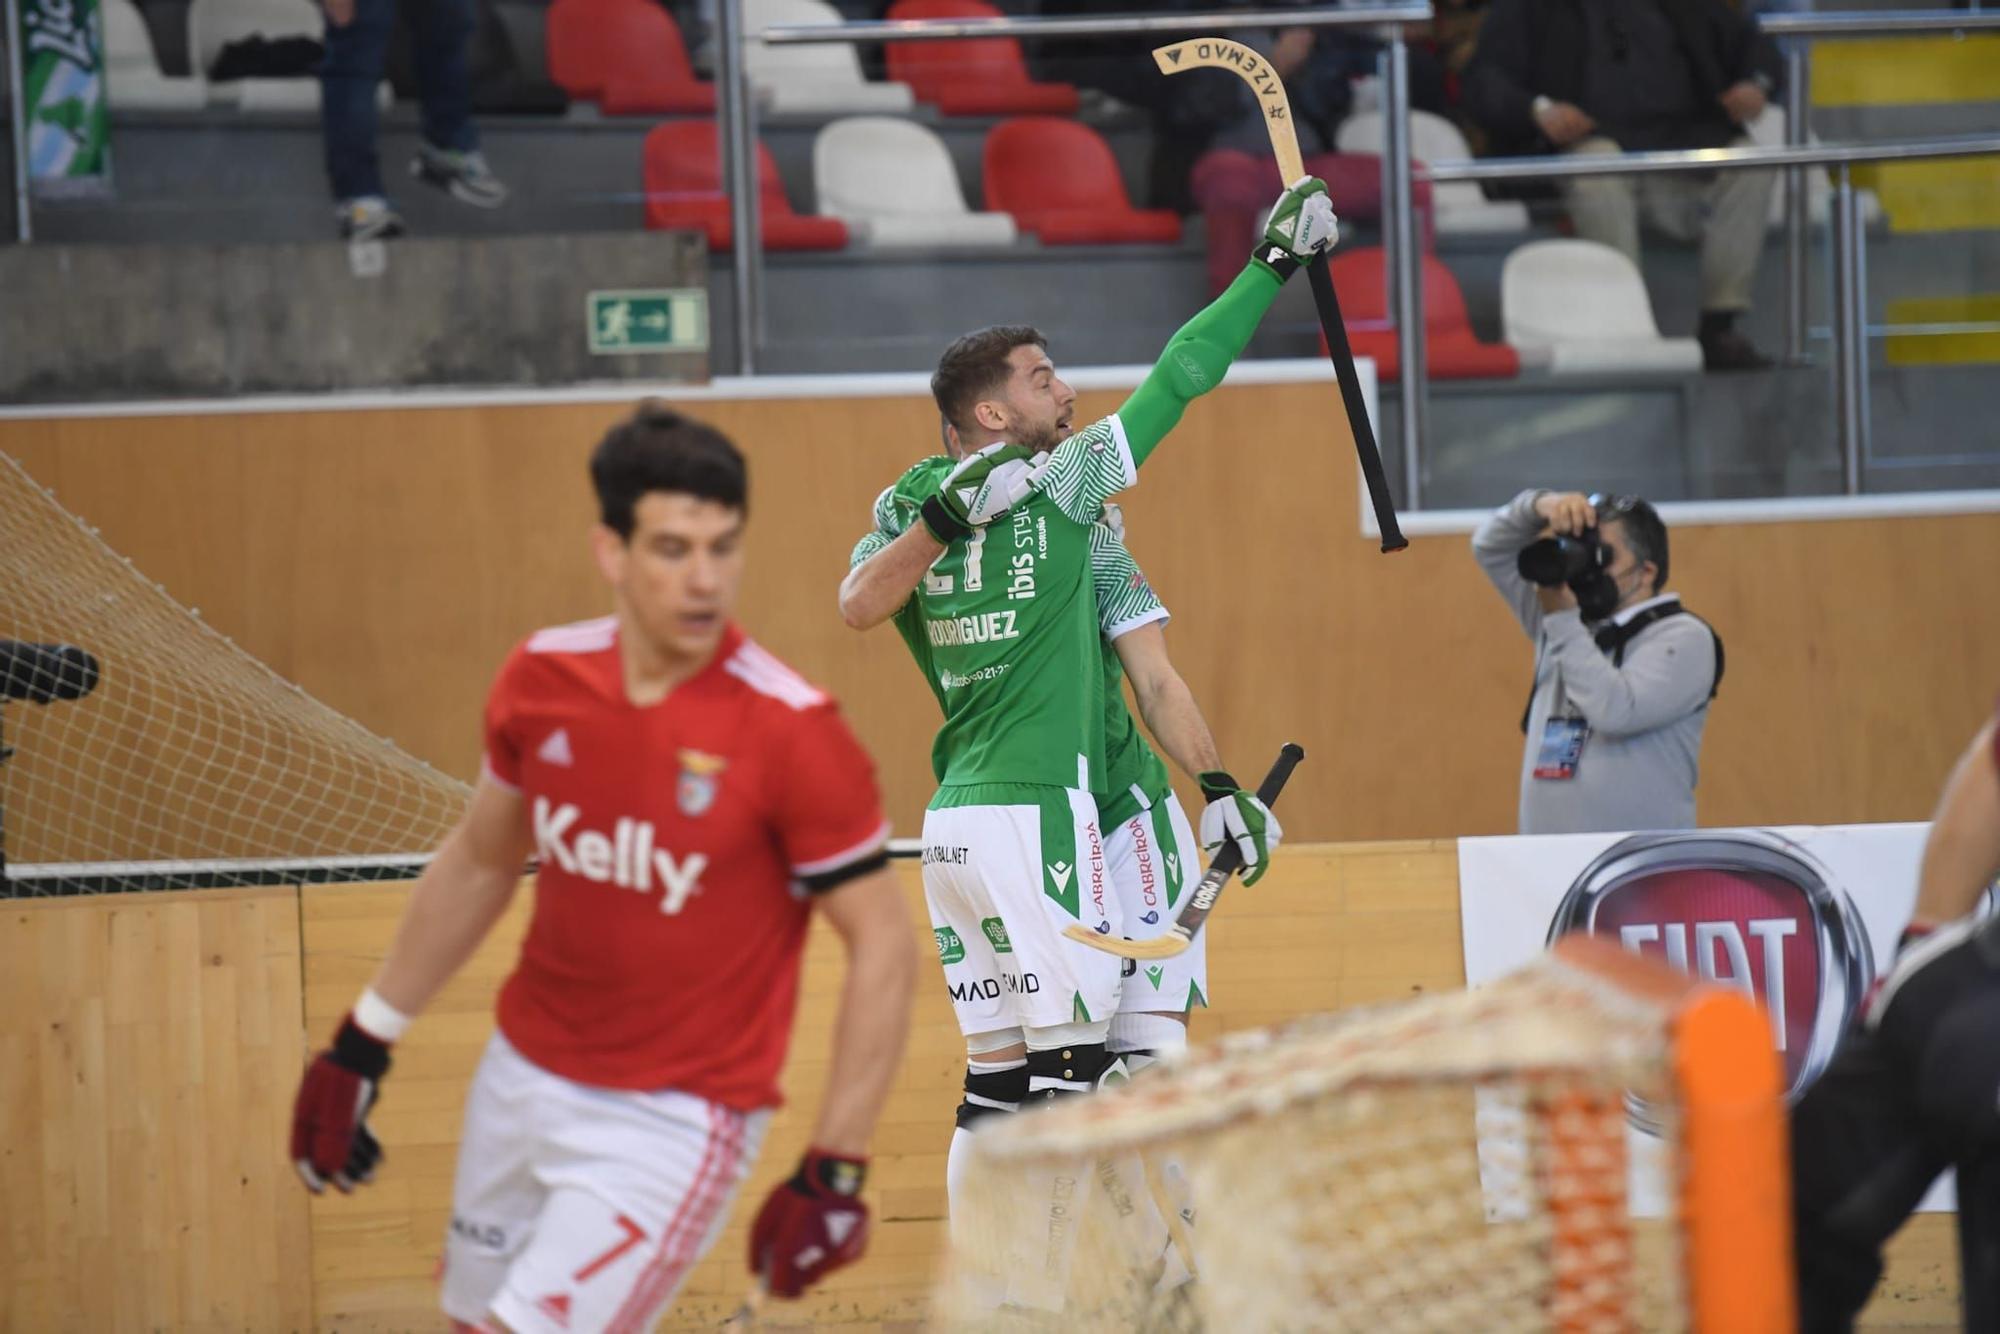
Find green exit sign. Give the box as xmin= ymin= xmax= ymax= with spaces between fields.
xmin=587 ymin=289 xmax=709 ymax=355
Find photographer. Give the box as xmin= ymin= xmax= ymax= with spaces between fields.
xmin=1472 ymin=490 xmax=1722 ymax=835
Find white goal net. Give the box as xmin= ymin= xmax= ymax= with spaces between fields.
xmin=935 ymin=938 xmax=1790 ymax=1332
xmin=0 ymin=453 xmax=468 ymax=892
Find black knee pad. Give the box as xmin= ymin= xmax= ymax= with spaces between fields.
xmin=956 ymin=1062 xmax=1028 ymax=1130
xmin=1024 ymin=1042 xmax=1122 ymax=1102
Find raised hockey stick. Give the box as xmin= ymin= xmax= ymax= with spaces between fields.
xmin=1063 ymin=743 xmax=1305 ymax=961
xmin=1153 ymin=38 xmax=1408 ymax=554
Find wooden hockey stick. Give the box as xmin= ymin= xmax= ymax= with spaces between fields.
xmin=1153 ymin=38 xmax=1408 ymax=553
xmin=1063 ymin=743 xmax=1304 ymax=961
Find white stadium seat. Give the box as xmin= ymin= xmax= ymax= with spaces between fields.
xmin=188 ymin=0 xmax=389 ymax=111
xmin=1501 ymin=239 xmax=1703 ymax=375
xmin=1745 ymin=105 xmax=1884 ymax=230
xmin=813 ymin=117 xmax=1016 ymax=249
xmin=745 ymin=0 xmax=915 ymax=116
xmin=1337 ymin=109 xmax=1531 ymax=236
xmin=104 ymin=0 xmax=209 ymax=110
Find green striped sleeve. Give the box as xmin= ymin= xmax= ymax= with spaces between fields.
xmin=1090 ymin=519 xmax=1168 ymax=639
xmin=1034 ymin=415 xmax=1137 ymax=527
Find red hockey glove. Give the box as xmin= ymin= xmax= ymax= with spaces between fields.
xmin=289 ymin=1014 xmax=391 ymax=1193
xmin=747 ymin=1149 xmax=870 ymax=1298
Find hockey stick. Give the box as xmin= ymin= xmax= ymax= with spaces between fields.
xmin=1153 ymin=38 xmax=1408 ymax=554
xmin=1062 ymin=743 xmax=1305 ymax=961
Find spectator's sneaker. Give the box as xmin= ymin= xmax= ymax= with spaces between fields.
xmin=410 ymin=145 xmax=509 ymax=209
xmin=1699 ymin=326 xmax=1773 ymax=372
xmin=336 ymin=196 xmax=406 ymax=242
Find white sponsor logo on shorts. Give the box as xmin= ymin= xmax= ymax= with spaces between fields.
xmin=533 ymin=797 xmax=707 ymax=913
xmin=1047 ymin=860 xmax=1073 ymax=892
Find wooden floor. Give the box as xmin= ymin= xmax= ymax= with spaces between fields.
xmin=0 ymin=845 xmax=1965 ymax=1330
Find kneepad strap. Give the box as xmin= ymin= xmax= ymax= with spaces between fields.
xmin=956 ymin=1061 xmax=1027 ymax=1130
xmin=1025 ymin=1043 xmax=1126 ymax=1102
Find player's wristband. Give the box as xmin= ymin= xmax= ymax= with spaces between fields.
xmin=1198 ymin=770 xmax=1242 ymax=803
xmin=919 ymin=494 xmax=971 ymax=545
xmin=1250 ymin=245 xmax=1302 ymax=284
xmin=353 ymin=986 xmax=412 ymax=1043
xmin=791 ymin=1148 xmax=868 ymax=1199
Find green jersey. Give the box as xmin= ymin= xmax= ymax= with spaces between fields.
xmin=1089 ymin=515 xmax=1173 ymax=826
xmin=854 ymin=466 xmax=1176 ymax=813
xmin=850 ymin=257 xmax=1282 ymax=792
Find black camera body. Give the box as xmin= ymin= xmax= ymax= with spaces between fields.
xmin=1516 ymin=530 xmax=1621 ymax=619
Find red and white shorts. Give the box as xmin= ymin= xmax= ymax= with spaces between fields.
xmin=440 ymin=1033 xmax=770 ymax=1334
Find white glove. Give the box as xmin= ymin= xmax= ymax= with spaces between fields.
xmin=923 ymin=442 xmax=1049 ymax=542
xmin=1197 ymin=772 xmax=1285 ymax=886
xmin=1262 ymin=175 xmax=1340 ymax=262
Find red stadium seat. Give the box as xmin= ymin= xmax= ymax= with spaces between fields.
xmin=983 ymin=118 xmax=1181 ymax=245
xmin=547 ymin=0 xmax=715 ymax=115
xmin=642 ymin=121 xmax=850 ymax=252
xmin=1323 ymin=247 xmax=1519 ymax=380
xmin=884 ymin=0 xmax=1079 ymax=116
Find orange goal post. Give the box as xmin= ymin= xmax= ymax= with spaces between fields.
xmin=936 ymin=934 xmax=1794 ymax=1332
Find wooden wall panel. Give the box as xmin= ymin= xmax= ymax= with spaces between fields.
xmin=294 ymin=847 xmax=1954 ymax=1330
xmin=4 ymin=393 xmax=1997 ymax=852
xmin=0 ymin=888 xmax=314 ymax=1333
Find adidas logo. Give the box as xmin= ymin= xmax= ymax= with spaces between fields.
xmin=1047 ymin=861 xmax=1072 ymax=891
xmin=537 ymin=728 xmax=574 ymax=767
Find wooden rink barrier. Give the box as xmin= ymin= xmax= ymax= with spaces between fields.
xmin=1 ymin=846 xmax=1963 ymax=1331
xmin=6 ymin=384 xmax=2000 ymax=850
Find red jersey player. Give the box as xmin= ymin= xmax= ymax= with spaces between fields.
xmin=289 ymin=405 xmax=916 ymax=1332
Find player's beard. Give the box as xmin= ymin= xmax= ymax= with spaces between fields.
xmin=1013 ymin=420 xmax=1066 ymax=456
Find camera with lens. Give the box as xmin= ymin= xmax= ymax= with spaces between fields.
xmin=1517 ymin=528 xmax=1621 ymax=619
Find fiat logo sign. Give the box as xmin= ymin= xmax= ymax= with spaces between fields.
xmin=1546 ymin=830 xmax=1875 ymax=1103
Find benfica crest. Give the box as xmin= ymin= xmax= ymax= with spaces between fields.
xmin=676 ymin=748 xmax=727 ymax=817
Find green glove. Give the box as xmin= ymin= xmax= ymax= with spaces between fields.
xmin=1251 ymin=176 xmax=1339 ymax=283
xmin=921 ymin=441 xmax=1039 ymax=544
xmin=1198 ymin=770 xmax=1285 ymax=886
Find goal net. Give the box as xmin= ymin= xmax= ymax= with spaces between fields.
xmin=0 ymin=454 xmax=469 ymax=893
xmin=936 ymin=935 xmax=1791 ymax=1333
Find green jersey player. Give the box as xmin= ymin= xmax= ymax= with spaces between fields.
xmin=840 ymin=175 xmax=1331 ymax=1308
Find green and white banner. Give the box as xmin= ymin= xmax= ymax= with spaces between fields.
xmin=14 ymin=0 xmax=113 ymax=196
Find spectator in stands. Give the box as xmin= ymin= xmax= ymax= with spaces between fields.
xmin=1472 ymin=489 xmax=1722 ymax=835
xmin=1186 ymin=21 xmax=1434 ymax=295
xmin=1463 ymin=0 xmax=1781 ymax=370
xmin=322 ymin=0 xmax=508 ymax=240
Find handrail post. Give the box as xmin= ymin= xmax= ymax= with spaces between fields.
xmin=5 ymin=0 xmax=32 ymax=243
xmin=1385 ymin=33 xmax=1424 ymax=507
xmin=1783 ymin=41 xmax=1808 ymax=365
xmin=1831 ymin=164 xmax=1865 ymax=493
xmin=716 ymin=0 xmax=762 ymax=374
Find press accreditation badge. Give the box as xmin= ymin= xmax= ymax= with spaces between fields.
xmin=1532 ymin=717 xmax=1589 ymax=780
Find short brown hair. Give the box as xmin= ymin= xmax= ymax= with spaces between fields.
xmin=590 ymin=403 xmax=747 ymax=539
xmin=930 ymin=325 xmax=1046 ymax=435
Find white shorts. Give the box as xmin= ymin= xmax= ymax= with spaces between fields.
xmin=1102 ymin=792 xmax=1209 ymax=1014
xmin=440 ymin=1033 xmax=771 ymax=1334
xmin=922 ymin=783 xmax=1124 ymax=1038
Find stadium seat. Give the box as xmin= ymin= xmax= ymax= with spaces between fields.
xmin=1501 ymin=239 xmax=1703 ymax=375
xmin=642 ymin=120 xmax=850 ymax=251
xmin=105 ymin=0 xmax=208 ymax=109
xmin=1322 ymin=247 xmax=1519 ymax=380
xmin=983 ymin=118 xmax=1181 ymax=245
xmin=1336 ymin=109 xmax=1532 ymax=236
xmin=744 ymin=0 xmax=914 ymax=115
xmin=545 ymin=0 xmax=713 ymax=114
xmin=814 ymin=117 xmax=1016 ymax=249
xmin=883 ymin=0 xmax=1078 ymax=116
xmin=189 ymin=0 xmax=389 ymax=110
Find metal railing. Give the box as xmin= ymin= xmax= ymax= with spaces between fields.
xmin=740 ymin=2 xmax=1435 ymax=385
xmin=1417 ymin=133 xmax=2000 ymax=496
xmin=1757 ymin=9 xmax=2000 ymax=367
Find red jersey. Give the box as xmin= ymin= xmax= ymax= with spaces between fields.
xmin=482 ymin=616 xmax=890 ymax=1109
